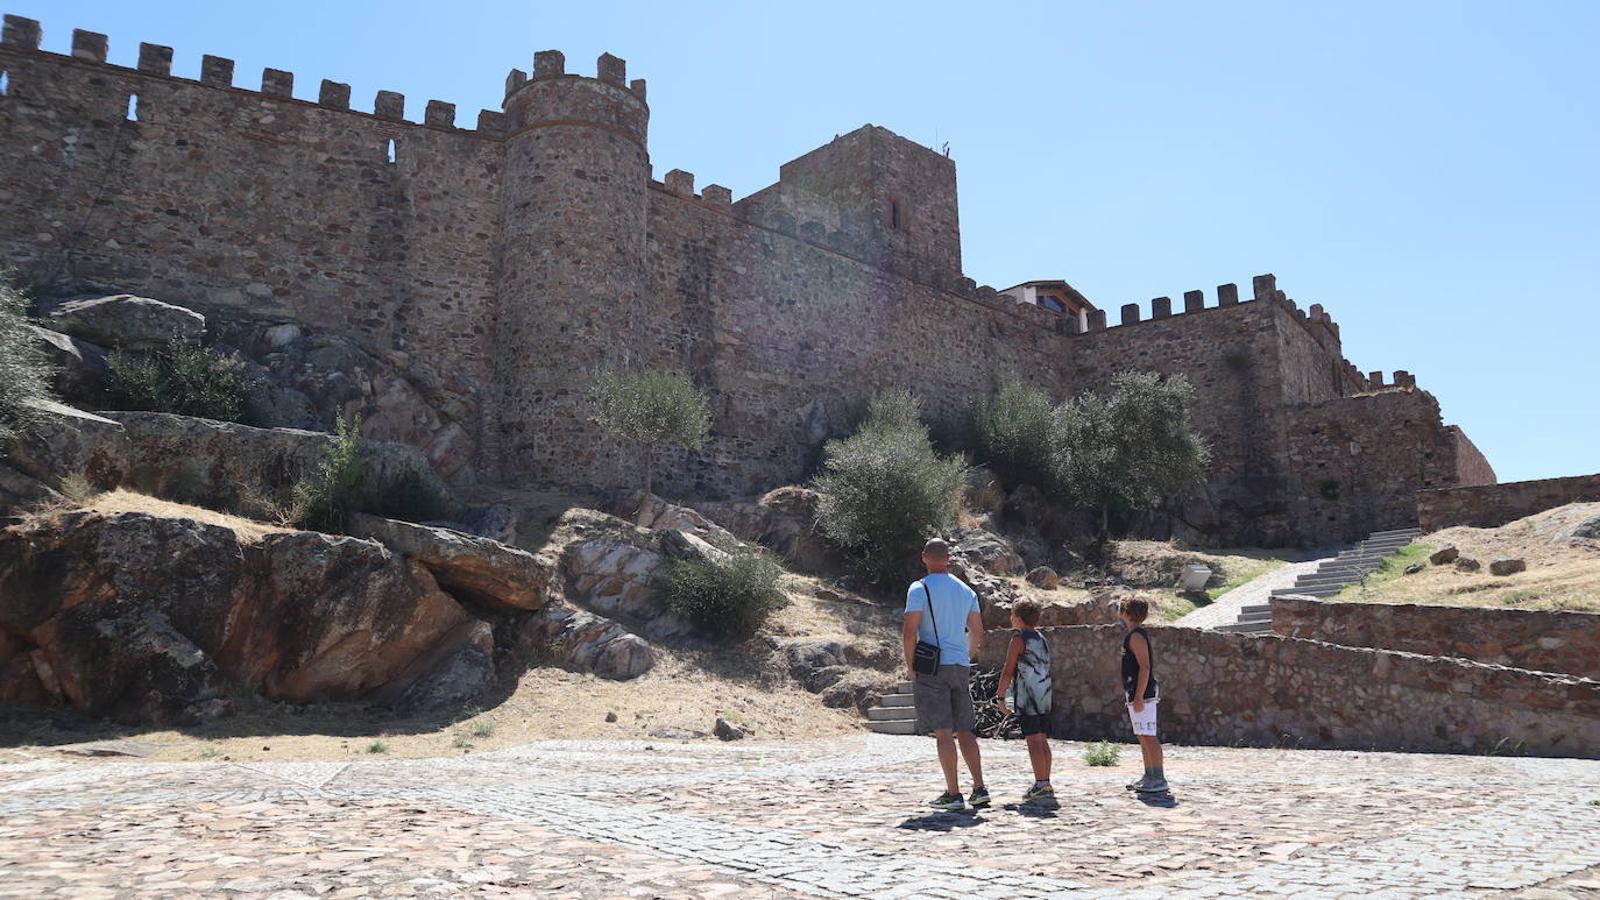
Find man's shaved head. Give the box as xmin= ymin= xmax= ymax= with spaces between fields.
xmin=922 ymin=538 xmax=950 ymax=560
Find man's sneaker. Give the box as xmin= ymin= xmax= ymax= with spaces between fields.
xmin=1022 ymin=782 xmax=1055 ymax=802
xmin=1135 ymin=777 xmax=1170 ymax=794
xmin=929 ymin=791 xmax=965 ymax=811
xmin=967 ymin=785 xmax=992 ymax=809
xmin=1124 ymin=775 xmax=1150 ymax=791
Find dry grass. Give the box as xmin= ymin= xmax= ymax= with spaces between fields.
xmin=82 ymin=489 xmax=293 ymax=544
xmin=1342 ymin=503 xmax=1600 ymax=612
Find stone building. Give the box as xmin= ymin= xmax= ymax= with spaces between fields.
xmin=0 ymin=16 xmax=1495 ymax=546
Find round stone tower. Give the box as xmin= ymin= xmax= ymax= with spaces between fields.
xmin=494 ymin=50 xmax=650 ymax=483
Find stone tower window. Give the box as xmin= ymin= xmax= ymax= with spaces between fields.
xmin=889 ymin=199 xmax=902 ymax=230
xmin=0 ymin=70 xmax=9 ymax=97
xmin=125 ymin=93 xmax=139 ymax=121
xmin=385 ymin=138 xmax=397 ymax=165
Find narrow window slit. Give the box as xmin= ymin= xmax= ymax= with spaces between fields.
xmin=385 ymin=138 xmax=397 ymax=164
xmin=126 ymin=93 xmax=139 ymax=121
xmin=0 ymin=71 xmax=10 ymax=97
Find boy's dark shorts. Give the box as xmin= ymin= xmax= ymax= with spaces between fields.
xmin=914 ymin=664 xmax=975 ymax=733
xmin=1017 ymin=713 xmax=1050 ymax=737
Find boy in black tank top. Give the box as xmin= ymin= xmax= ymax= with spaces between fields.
xmin=1118 ymin=598 xmax=1167 ymax=794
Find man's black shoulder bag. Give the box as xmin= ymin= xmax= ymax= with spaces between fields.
xmin=912 ymin=581 xmax=941 ymax=676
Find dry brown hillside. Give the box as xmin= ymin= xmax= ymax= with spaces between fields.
xmin=1338 ymin=503 xmax=1600 ymax=612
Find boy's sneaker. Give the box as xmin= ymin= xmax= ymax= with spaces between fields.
xmin=1135 ymin=777 xmax=1170 ymax=794
xmin=1022 ymin=782 xmax=1054 ymax=802
xmin=1124 ymin=776 xmax=1149 ymax=791
xmin=967 ymin=785 xmax=992 ymax=809
xmin=929 ymin=791 xmax=965 ymax=811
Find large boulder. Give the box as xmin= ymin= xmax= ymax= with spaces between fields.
xmin=372 ymin=619 xmax=497 ymax=715
xmin=348 ymin=513 xmax=553 ymax=611
xmin=104 ymin=412 xmax=457 ymax=517
xmin=516 ymin=602 xmax=655 ymax=680
xmin=951 ymin=528 xmax=1025 ymax=576
xmin=0 ymin=465 xmax=61 ymax=518
xmin=0 ymin=509 xmax=480 ymax=721
xmin=43 ymin=294 xmax=205 ymax=350
xmin=553 ymin=509 xmax=692 ymax=640
xmin=694 ymin=486 xmax=841 ymax=574
xmin=27 ymin=325 xmax=111 ymax=402
xmin=625 ymin=492 xmax=743 ymax=550
xmin=4 ymin=399 xmax=129 ymax=489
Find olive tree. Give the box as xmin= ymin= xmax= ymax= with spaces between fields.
xmin=1053 ymin=371 xmax=1211 ymax=536
xmin=593 ymin=368 xmax=711 ymax=498
xmin=813 ymin=389 xmax=966 ymax=588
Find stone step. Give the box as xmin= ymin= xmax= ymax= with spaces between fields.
xmin=894 ymin=681 xmax=915 ymax=693
xmin=1215 ymin=621 xmax=1273 ymax=634
xmin=1239 ymin=603 xmax=1271 ymax=614
xmin=879 ymin=693 xmax=915 ymax=708
xmin=867 ymin=706 xmax=918 ymax=722
xmin=1238 ymin=611 xmax=1273 ymax=625
xmin=1272 ymin=585 xmax=1343 ymax=598
xmin=1293 ymin=576 xmax=1363 ymax=589
xmin=866 ymin=719 xmax=918 ymax=735
xmin=1367 ymin=528 xmax=1422 ymax=539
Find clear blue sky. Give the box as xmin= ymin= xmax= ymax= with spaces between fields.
xmin=21 ymin=1 xmax=1599 ymax=483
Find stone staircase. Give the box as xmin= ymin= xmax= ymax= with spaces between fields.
xmin=865 ymin=681 xmax=918 ymax=735
xmin=1216 ymin=527 xmax=1423 ymax=635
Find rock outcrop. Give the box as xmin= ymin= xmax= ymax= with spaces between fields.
xmin=694 ymin=486 xmax=841 ymax=574
xmin=27 ymin=325 xmax=111 ymax=402
xmin=516 ymin=603 xmax=656 ymax=680
xmin=554 ymin=510 xmax=692 ymax=641
xmin=42 ymin=294 xmax=206 ymax=350
xmin=0 ymin=509 xmax=482 ymax=721
xmin=348 ymin=513 xmax=552 ymax=611
xmin=106 ymin=411 xmax=456 ymax=517
xmin=4 ymin=399 xmax=129 ymax=491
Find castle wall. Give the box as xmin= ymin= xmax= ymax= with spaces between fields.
xmin=0 ymin=37 xmax=503 ymax=385
xmin=1284 ymin=388 xmax=1463 ymax=544
xmin=638 ymin=183 xmax=1071 ymax=498
xmin=1068 ymin=295 xmax=1297 ymax=545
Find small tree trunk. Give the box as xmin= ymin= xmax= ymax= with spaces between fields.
xmin=1100 ymin=502 xmax=1109 ymax=538
xmin=642 ymin=445 xmax=654 ymax=504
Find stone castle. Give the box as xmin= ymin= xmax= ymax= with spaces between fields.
xmin=0 ymin=16 xmax=1496 ymax=546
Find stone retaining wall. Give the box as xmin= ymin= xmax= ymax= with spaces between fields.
xmin=979 ymin=624 xmax=1600 ymax=758
xmin=1270 ymin=596 xmax=1600 ymax=680
xmin=1417 ymin=473 xmax=1600 ymax=532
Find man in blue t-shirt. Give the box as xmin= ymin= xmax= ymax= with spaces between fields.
xmin=902 ymin=538 xmax=988 ymax=811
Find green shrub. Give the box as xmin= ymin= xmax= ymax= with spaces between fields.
xmin=365 ymin=740 xmax=389 ymax=754
xmin=107 ymin=338 xmax=256 ymax=423
xmin=0 ymin=272 xmax=53 ymax=451
xmin=972 ymin=381 xmax=1058 ymax=494
xmin=593 ymin=368 xmax=711 ymax=497
xmin=290 ymin=413 xmax=365 ymax=532
xmin=658 ymin=551 xmax=788 ymax=641
xmin=813 ymin=391 xmax=965 ymax=588
xmin=1053 ymin=371 xmax=1212 ymax=535
xmin=1083 ymin=740 xmax=1121 ymax=766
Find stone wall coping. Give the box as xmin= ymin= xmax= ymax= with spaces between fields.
xmin=1270 ymin=593 xmax=1600 ymax=625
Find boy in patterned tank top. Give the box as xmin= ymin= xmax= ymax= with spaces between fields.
xmin=995 ymin=599 xmax=1054 ymax=801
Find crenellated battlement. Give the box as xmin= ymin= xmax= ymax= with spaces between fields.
xmin=0 ymin=14 xmax=504 ymax=137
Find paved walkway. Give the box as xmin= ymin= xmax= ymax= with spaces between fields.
xmin=1175 ymin=556 xmax=1333 ymax=630
xmin=3 ymin=735 xmax=1598 ymax=897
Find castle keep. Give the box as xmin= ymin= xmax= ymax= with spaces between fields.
xmin=0 ymin=16 xmax=1496 ymax=546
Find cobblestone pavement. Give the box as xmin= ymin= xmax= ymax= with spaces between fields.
xmin=2 ymin=735 xmax=1598 ymax=897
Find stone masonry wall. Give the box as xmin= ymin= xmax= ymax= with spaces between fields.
xmin=1270 ymin=596 xmax=1600 ymax=680
xmin=979 ymin=624 xmax=1600 ymax=758
xmin=0 ymin=34 xmax=503 ymax=386
xmin=1417 ymin=473 xmax=1600 ymax=532
xmin=1284 ymin=388 xmax=1465 ymax=545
